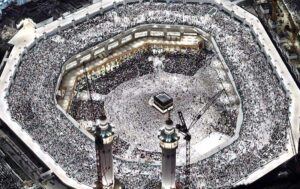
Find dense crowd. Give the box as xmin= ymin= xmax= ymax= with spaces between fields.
xmin=78 ymin=49 xmax=154 ymax=95
xmin=70 ymin=46 xmax=235 ymax=162
xmin=70 ymin=100 xmax=104 ymax=121
xmin=6 ymin=2 xmax=291 ymax=188
xmin=70 ymin=48 xmax=216 ymax=122
xmin=163 ymin=49 xmax=214 ymax=76
xmin=70 ymin=48 xmax=155 ymax=121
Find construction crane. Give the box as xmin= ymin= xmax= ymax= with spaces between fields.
xmin=82 ymin=61 xmax=97 ymax=122
xmin=176 ymin=111 xmax=191 ymax=188
xmin=176 ymin=89 xmax=224 ymax=188
xmin=82 ymin=62 xmax=103 ymax=189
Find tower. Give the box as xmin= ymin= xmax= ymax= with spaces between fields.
xmin=95 ymin=115 xmax=114 ymax=189
xmin=158 ymin=119 xmax=179 ymax=189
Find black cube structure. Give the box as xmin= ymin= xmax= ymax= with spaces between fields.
xmin=153 ymin=92 xmax=173 ymax=113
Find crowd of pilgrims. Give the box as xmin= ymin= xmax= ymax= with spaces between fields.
xmin=77 ymin=48 xmax=155 ymax=95
xmin=70 ymin=47 xmax=214 ymax=121
xmin=6 ymin=1 xmax=291 ymax=188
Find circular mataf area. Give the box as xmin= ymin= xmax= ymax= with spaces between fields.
xmin=104 ymin=55 xmax=237 ymax=165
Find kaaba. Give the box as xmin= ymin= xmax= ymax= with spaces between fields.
xmin=153 ymin=92 xmax=173 ymax=112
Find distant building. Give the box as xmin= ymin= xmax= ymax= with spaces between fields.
xmin=259 ymin=3 xmax=271 ymax=14
xmin=0 ymin=0 xmax=31 ymax=17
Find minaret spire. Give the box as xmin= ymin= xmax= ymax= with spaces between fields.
xmin=95 ymin=111 xmax=114 ymax=189
xmin=158 ymin=118 xmax=179 ymax=189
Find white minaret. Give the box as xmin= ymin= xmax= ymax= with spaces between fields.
xmin=158 ymin=119 xmax=179 ymax=189
xmin=95 ymin=115 xmax=114 ymax=189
